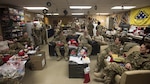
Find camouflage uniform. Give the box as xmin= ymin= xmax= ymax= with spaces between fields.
xmin=96 ymin=43 xmax=123 ymax=72
xmin=0 ymin=50 xmax=17 ymax=55
xmin=0 ymin=42 xmax=25 ymax=55
xmin=18 ymin=36 xmax=32 ymax=46
xmin=102 ymin=51 xmax=150 ymax=84
xmin=96 ymin=25 xmax=103 ymax=35
xmin=78 ymin=34 xmax=92 ymax=57
xmin=41 ymin=27 xmax=47 ymax=44
xmin=0 ymin=54 xmax=4 ymax=65
xmin=87 ymin=22 xmax=94 ymax=36
xmin=32 ymin=28 xmax=42 ymax=47
xmin=9 ymin=42 xmax=25 ymax=51
xmin=53 ymin=34 xmax=69 ymax=60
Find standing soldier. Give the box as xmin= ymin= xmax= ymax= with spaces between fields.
xmin=71 ymin=20 xmax=77 ymax=34
xmin=96 ymin=21 xmax=103 ymax=35
xmin=81 ymin=20 xmax=86 ymax=30
xmin=94 ymin=43 xmax=150 ymax=84
xmin=53 ymin=31 xmax=69 ymax=61
xmin=87 ymin=18 xmax=94 ymax=37
xmin=32 ymin=23 xmax=42 ymax=47
xmin=41 ymin=24 xmax=48 ymax=44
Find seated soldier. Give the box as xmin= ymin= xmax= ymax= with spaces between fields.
xmin=92 ymin=31 xmax=107 ymax=45
xmin=17 ymin=32 xmax=32 ymax=47
xmin=78 ymin=30 xmax=92 ymax=57
xmin=94 ymin=36 xmax=124 ymax=73
xmin=66 ymin=31 xmax=79 ymax=49
xmin=94 ymin=43 xmax=150 ymax=84
xmin=0 ymin=35 xmax=24 ymax=55
xmin=53 ymin=31 xmax=69 ymax=61
xmin=105 ymin=28 xmax=117 ymax=42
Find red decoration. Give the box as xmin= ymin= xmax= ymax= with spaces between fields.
xmin=110 ymin=57 xmax=113 ymax=62
xmin=18 ymin=51 xmax=25 ymax=56
xmin=2 ymin=55 xmax=12 ymax=63
xmin=83 ymin=73 xmax=90 ymax=83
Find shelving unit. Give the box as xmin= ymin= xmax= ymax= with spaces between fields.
xmin=0 ymin=8 xmax=25 ymax=40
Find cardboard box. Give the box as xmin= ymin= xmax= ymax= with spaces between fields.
xmin=28 ymin=51 xmax=46 ymax=70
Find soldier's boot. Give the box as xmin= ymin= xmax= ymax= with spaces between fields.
xmin=94 ymin=65 xmax=101 ymax=72
xmin=57 ymin=56 xmax=62 ymax=61
xmin=64 ymin=56 xmax=69 ymax=61
xmin=104 ymin=77 xmax=111 ymax=84
xmin=94 ymin=70 xmax=105 ymax=78
xmin=94 ymin=67 xmax=99 ymax=72
xmin=64 ymin=48 xmax=69 ymax=61
xmin=94 ymin=77 xmax=106 ymax=82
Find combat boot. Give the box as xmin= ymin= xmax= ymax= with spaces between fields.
xmin=64 ymin=56 xmax=69 ymax=61
xmin=94 ymin=72 xmax=101 ymax=78
xmin=104 ymin=77 xmax=111 ymax=84
xmin=94 ymin=77 xmax=106 ymax=82
xmin=94 ymin=71 xmax=105 ymax=78
xmin=57 ymin=56 xmax=62 ymax=61
xmin=94 ymin=67 xmax=100 ymax=72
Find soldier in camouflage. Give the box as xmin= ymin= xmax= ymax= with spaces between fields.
xmin=41 ymin=25 xmax=48 ymax=44
xmin=53 ymin=31 xmax=69 ymax=61
xmin=87 ymin=18 xmax=94 ymax=37
xmin=94 ymin=36 xmax=124 ymax=72
xmin=0 ymin=54 xmax=4 ymax=65
xmin=78 ymin=30 xmax=92 ymax=57
xmin=32 ymin=23 xmax=42 ymax=47
xmin=96 ymin=43 xmax=150 ymax=84
xmin=96 ymin=21 xmax=104 ymax=35
xmin=18 ymin=32 xmax=32 ymax=47
xmin=0 ymin=35 xmax=25 ymax=55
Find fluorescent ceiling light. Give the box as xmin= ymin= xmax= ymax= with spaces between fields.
xmin=111 ymin=6 xmax=136 ymax=9
xmin=23 ymin=7 xmax=48 ymax=10
xmin=46 ymin=13 xmax=59 ymax=15
xmin=72 ymin=13 xmax=84 ymax=15
xmin=96 ymin=13 xmax=110 ymax=15
xmin=70 ymin=6 xmax=92 ymax=9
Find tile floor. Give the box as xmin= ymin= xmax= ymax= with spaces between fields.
xmin=21 ymin=44 xmax=108 ymax=84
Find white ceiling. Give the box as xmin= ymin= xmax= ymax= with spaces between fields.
xmin=0 ymin=0 xmax=150 ymax=15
